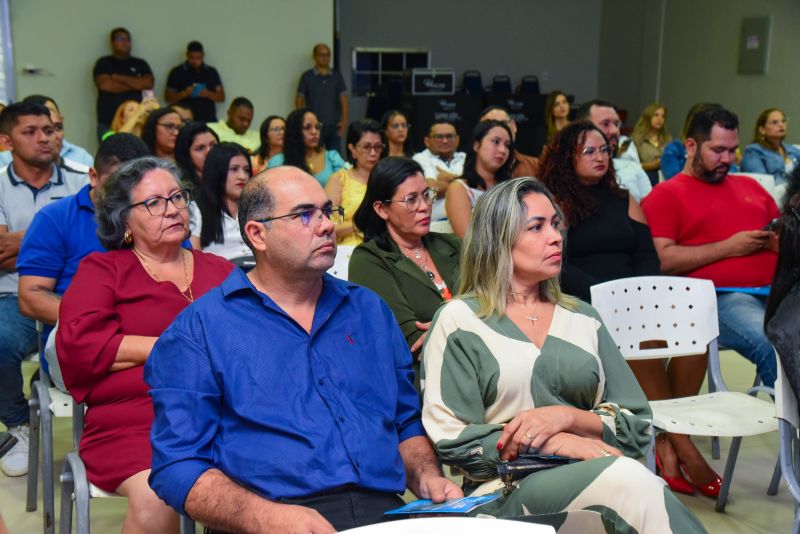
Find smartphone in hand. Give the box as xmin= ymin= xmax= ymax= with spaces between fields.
xmin=190 ymin=83 xmax=207 ymax=98
xmin=762 ymin=218 xmax=779 ymax=232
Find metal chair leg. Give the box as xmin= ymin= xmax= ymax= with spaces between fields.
xmin=39 ymin=384 xmax=55 ymax=534
xmin=179 ymin=513 xmax=196 ymax=534
xmin=59 ymin=459 xmax=75 ymax=534
xmin=768 ymin=457 xmax=783 ymax=496
xmin=64 ymin=452 xmax=91 ymax=534
xmin=26 ymin=382 xmax=42 ymax=512
xmin=712 ymin=436 xmax=720 ymax=460
xmin=716 ymin=436 xmax=743 ymax=512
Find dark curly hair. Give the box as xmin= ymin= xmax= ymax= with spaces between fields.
xmin=283 ymin=108 xmax=319 ymax=174
xmin=462 ymin=120 xmax=515 ymax=190
xmin=538 ymin=120 xmax=626 ymax=226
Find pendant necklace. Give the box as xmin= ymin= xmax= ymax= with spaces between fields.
xmin=509 ymin=288 xmax=539 ymax=326
xmin=133 ymin=248 xmax=195 ymax=303
xmin=401 ymin=244 xmax=435 ymax=280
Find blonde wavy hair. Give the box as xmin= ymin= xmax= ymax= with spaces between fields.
xmin=458 ymin=177 xmax=578 ymax=317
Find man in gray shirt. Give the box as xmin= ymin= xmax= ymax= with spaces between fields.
xmin=0 ymin=102 xmax=87 ymax=477
xmin=296 ymin=43 xmax=348 ymax=153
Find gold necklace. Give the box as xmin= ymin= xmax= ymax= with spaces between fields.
xmin=132 ymin=248 xmax=194 ymax=302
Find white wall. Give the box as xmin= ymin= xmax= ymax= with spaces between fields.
xmin=339 ymin=0 xmax=603 ymax=122
xmin=10 ymin=0 xmax=333 ymax=153
xmin=658 ymin=0 xmax=800 ymax=144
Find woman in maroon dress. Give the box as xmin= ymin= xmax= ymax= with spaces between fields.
xmin=57 ymin=157 xmax=234 ymax=533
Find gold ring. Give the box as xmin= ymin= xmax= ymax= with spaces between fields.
xmin=599 ymin=448 xmax=612 ymax=457
xmin=524 ymin=432 xmax=534 ymax=440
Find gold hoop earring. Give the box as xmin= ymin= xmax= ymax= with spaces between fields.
xmin=123 ymin=229 xmax=132 ymax=244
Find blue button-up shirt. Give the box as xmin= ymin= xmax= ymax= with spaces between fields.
xmin=145 ymin=268 xmax=423 ymax=515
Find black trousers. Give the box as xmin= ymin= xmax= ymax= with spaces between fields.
xmin=205 ymin=487 xmax=405 ymax=533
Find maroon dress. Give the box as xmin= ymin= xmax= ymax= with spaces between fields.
xmin=56 ymin=249 xmax=234 ymax=492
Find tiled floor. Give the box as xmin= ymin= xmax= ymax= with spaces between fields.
xmin=0 ymin=352 xmax=795 ymax=533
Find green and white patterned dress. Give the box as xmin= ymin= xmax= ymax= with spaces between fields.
xmin=422 ymin=297 xmax=706 ymax=534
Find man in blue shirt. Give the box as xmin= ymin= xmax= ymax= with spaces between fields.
xmin=146 ymin=167 xmax=461 ymax=532
xmin=17 ymin=134 xmax=149 ymax=387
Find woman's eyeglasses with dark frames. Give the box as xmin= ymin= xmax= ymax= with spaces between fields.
xmin=129 ymin=189 xmax=192 ymax=216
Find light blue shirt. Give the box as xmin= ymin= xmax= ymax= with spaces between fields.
xmin=741 ymin=142 xmax=800 ymax=186
xmin=0 ymin=163 xmax=88 ymax=293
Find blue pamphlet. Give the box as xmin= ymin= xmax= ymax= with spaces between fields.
xmin=385 ymin=495 xmax=500 ymax=515
xmin=716 ymin=286 xmax=770 ymax=296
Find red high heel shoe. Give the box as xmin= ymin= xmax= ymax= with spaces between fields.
xmin=655 ymin=453 xmax=695 ymax=495
xmin=680 ymin=463 xmax=723 ymax=498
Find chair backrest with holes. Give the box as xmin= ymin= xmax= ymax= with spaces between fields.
xmin=590 ymin=276 xmax=719 ymax=359
xmin=327 ymin=244 xmax=355 ymax=280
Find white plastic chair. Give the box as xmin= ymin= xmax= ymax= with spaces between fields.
xmin=59 ymin=401 xmax=195 ymax=534
xmin=736 ymin=171 xmax=786 ymax=206
xmin=776 ymin=352 xmax=800 ymax=534
xmin=342 ymin=516 xmax=554 ymax=533
xmin=590 ymin=276 xmax=777 ymax=512
xmin=327 ymin=244 xmax=355 ymax=280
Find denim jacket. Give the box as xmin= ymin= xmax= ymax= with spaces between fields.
xmin=741 ymin=142 xmax=800 ymax=186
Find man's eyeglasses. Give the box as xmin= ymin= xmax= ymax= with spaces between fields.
xmin=384 ymin=187 xmax=438 ymax=211
xmin=356 ymin=143 xmax=385 ymax=154
xmin=389 ymin=122 xmax=410 ymax=130
xmin=431 ymin=133 xmax=456 ymax=141
xmin=157 ymin=122 xmax=183 ymax=134
xmin=129 ymin=189 xmax=191 ymax=216
xmin=255 ymin=205 xmax=344 ymax=227
xmin=580 ymin=145 xmax=611 ymax=158
xmin=303 ymin=122 xmax=323 ymax=132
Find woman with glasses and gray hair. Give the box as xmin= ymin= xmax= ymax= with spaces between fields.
xmin=421 ymin=178 xmax=706 ymax=533
xmin=56 ymin=157 xmax=233 ymax=533
xmin=349 ymin=157 xmax=461 ymax=375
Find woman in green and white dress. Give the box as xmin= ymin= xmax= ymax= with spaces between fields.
xmin=421 ymin=178 xmax=706 ymax=533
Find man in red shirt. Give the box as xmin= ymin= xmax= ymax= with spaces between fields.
xmin=642 ymin=106 xmax=779 ymax=387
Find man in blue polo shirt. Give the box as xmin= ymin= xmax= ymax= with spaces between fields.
xmin=0 ymin=102 xmax=87 ymax=477
xmin=146 ymin=167 xmax=461 ymax=532
xmin=17 ymin=134 xmax=149 ymax=388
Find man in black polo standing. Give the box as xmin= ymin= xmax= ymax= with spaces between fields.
xmin=92 ymin=27 xmax=154 ymax=141
xmin=296 ymin=43 xmax=348 ymax=153
xmin=165 ymin=41 xmax=226 ymax=123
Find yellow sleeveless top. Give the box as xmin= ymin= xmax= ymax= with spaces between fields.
xmin=337 ymin=168 xmax=367 ymax=246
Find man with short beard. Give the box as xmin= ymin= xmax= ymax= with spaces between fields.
xmin=642 ymin=106 xmax=780 ymax=388
xmin=575 ymin=100 xmax=652 ymax=202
